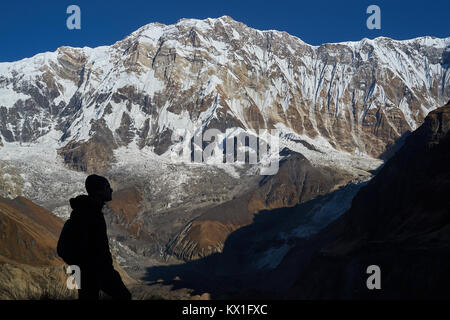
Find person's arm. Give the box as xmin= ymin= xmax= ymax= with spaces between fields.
xmin=93 ymin=216 xmax=131 ymax=299
xmin=93 ymin=216 xmax=114 ymax=270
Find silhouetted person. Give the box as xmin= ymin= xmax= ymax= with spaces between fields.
xmin=57 ymin=174 xmax=131 ymax=300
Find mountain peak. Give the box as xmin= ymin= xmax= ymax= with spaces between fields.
xmin=176 ymin=15 xmax=237 ymax=25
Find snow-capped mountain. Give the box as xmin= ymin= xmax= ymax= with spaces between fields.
xmin=0 ymin=16 xmax=449 ymax=278
xmin=0 ymin=15 xmax=449 ymax=172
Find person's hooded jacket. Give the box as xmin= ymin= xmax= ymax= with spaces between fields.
xmin=58 ymin=194 xmax=114 ymax=282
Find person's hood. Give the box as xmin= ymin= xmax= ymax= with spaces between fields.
xmin=69 ymin=194 xmax=104 ymax=218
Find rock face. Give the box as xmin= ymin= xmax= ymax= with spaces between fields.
xmin=56 ymin=122 xmax=118 ymax=175
xmin=270 ymin=101 xmax=450 ymax=299
xmin=0 ymin=16 xmax=448 ymax=173
xmin=166 ymin=150 xmax=353 ymax=261
xmin=247 ymin=151 xmax=352 ymax=213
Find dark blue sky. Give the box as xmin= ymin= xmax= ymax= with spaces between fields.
xmin=0 ymin=0 xmax=448 ymax=62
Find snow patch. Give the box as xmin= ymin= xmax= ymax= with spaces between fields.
xmin=0 ymin=88 xmax=30 ymax=108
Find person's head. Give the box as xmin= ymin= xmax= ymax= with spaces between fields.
xmin=85 ymin=174 xmax=113 ymax=202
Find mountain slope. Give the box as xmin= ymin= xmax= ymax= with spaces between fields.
xmin=0 ymin=195 xmax=136 ymax=299
xmin=271 ymin=101 xmax=450 ymax=299
xmin=140 ymin=102 xmax=450 ymax=299
xmin=0 ymin=196 xmax=63 ymax=266
xmin=0 ymin=196 xmax=75 ymax=299
xmin=166 ymin=150 xmax=354 ymax=261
